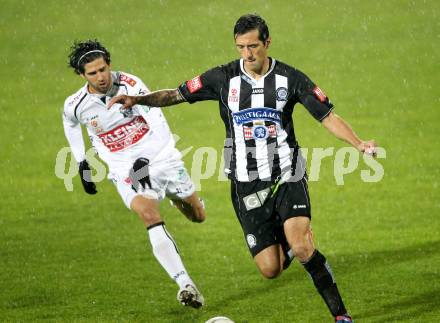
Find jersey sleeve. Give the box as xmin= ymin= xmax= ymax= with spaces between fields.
xmin=118 ymin=72 xmax=153 ymax=115
xmin=177 ymin=66 xmax=224 ymax=103
xmin=293 ymin=70 xmax=334 ymax=122
xmin=129 ymin=75 xmax=157 ymax=118
xmin=118 ymin=72 xmax=150 ymax=96
xmin=62 ymin=100 xmax=86 ymax=163
xmin=132 ymin=75 xmax=150 ymax=96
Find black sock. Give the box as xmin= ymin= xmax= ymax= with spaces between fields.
xmin=302 ymin=250 xmax=347 ymax=317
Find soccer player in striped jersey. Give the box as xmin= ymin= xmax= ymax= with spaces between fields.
xmin=109 ymin=14 xmax=377 ymax=322
xmin=63 ymin=40 xmax=205 ymax=309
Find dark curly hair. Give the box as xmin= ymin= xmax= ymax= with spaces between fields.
xmin=233 ymin=14 xmax=269 ymax=43
xmin=68 ymin=39 xmax=111 ymax=75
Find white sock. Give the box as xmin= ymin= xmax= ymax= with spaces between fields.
xmin=147 ymin=223 xmax=194 ymax=289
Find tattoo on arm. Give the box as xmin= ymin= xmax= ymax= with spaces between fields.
xmin=136 ymin=89 xmax=185 ymax=107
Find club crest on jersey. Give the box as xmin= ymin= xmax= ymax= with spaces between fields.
xmin=276 ymin=87 xmax=288 ymax=101
xmin=232 ymin=107 xmax=281 ymax=126
xmin=186 ymin=76 xmax=202 ymax=93
xmin=119 ymin=106 xmax=133 ymax=118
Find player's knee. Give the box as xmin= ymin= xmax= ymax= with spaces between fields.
xmin=193 ymin=206 xmax=206 ymax=223
xmin=291 ymin=240 xmax=314 ymax=262
xmin=187 ymin=196 xmax=206 ymax=222
xmin=257 ymin=262 xmax=282 ymax=279
xmin=177 ymin=198 xmax=206 ymax=223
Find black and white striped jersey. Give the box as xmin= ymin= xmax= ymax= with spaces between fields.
xmin=178 ymin=58 xmax=333 ymax=182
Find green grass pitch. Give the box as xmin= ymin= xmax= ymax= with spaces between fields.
xmin=1 ymin=0 xmax=439 ymax=322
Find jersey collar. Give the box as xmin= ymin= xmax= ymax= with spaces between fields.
xmin=239 ymin=57 xmax=276 ymax=83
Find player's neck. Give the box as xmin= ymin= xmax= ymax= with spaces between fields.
xmin=244 ymin=57 xmax=271 ymax=80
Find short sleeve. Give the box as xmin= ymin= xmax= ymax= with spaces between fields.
xmin=132 ymin=77 xmax=150 ymax=96
xmin=118 ymin=72 xmax=150 ymax=96
xmin=178 ymin=66 xmax=224 ymax=103
xmin=294 ymin=70 xmax=334 ymax=122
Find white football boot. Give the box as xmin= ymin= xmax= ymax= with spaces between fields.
xmin=177 ymin=284 xmax=204 ymax=309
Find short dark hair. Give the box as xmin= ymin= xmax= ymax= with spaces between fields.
xmin=233 ymin=14 xmax=269 ymax=42
xmin=68 ymin=39 xmax=111 ymax=75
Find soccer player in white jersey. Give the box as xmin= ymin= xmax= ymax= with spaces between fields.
xmin=62 ymin=39 xmax=205 ymax=308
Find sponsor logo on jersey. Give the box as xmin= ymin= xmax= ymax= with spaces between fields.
xmin=89 ymin=115 xmax=99 ymax=127
xmin=186 ymin=76 xmax=202 ymax=93
xmin=253 ymin=125 xmax=268 ymax=140
xmin=252 ymin=88 xmax=264 ymax=95
xmin=313 ymin=86 xmax=327 ymax=103
xmin=119 ymin=74 xmax=137 ymax=87
xmin=228 ymin=88 xmax=239 ymax=103
xmin=276 ymin=87 xmax=288 ymax=101
xmin=98 ymin=116 xmax=149 ymax=152
xmin=232 ymin=107 xmax=281 ymax=126
xmin=243 ymin=124 xmax=277 ymax=141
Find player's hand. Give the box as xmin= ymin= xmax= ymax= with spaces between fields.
xmin=107 ymin=95 xmax=137 ymax=110
xmin=358 ymin=140 xmax=377 ymax=157
xmin=129 ymin=158 xmax=152 ymax=192
xmin=78 ymin=160 xmax=97 ymax=194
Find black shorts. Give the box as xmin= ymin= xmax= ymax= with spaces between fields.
xmin=231 ymin=175 xmax=311 ymax=257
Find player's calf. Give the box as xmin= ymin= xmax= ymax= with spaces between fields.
xmin=131 ymin=195 xmax=162 ymax=226
xmin=303 ymin=250 xmax=350 ymax=320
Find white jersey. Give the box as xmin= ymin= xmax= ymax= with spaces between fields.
xmin=63 ymin=71 xmax=174 ymax=174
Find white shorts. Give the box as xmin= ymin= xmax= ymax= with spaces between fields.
xmin=109 ymin=148 xmax=195 ymax=209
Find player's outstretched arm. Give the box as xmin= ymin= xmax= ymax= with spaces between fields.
xmin=108 ymin=89 xmax=185 ymax=109
xmin=322 ymin=112 xmax=377 ymax=155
